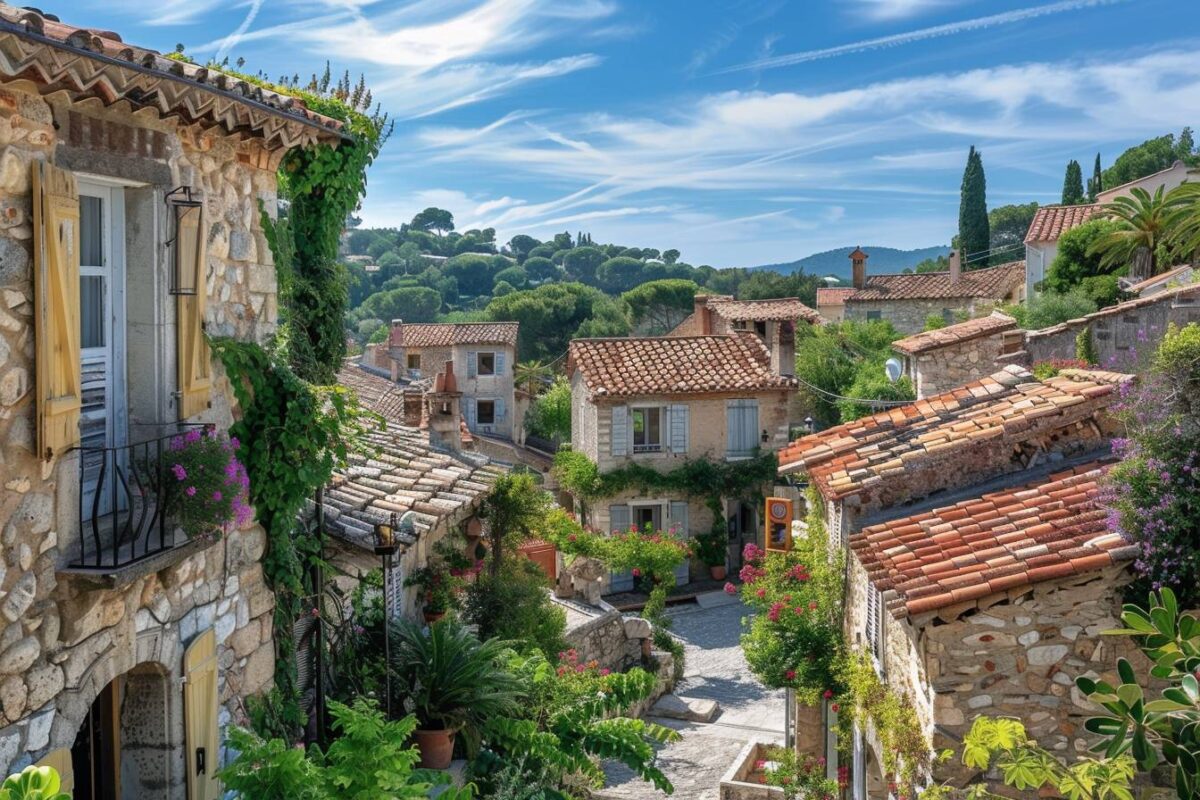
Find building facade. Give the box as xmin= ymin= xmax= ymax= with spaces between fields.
xmin=891 ymin=311 xmax=1020 ymax=398
xmin=567 ymin=334 xmax=796 ymax=590
xmin=0 ymin=4 xmax=344 ymax=794
xmin=669 ymin=294 xmax=821 ymax=378
xmin=1023 ymin=204 xmax=1103 ymax=299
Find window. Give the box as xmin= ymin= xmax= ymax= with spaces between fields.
xmin=866 ymin=582 xmax=883 ymax=664
xmin=866 ymin=310 xmax=882 ymax=321
xmin=632 ymin=407 xmax=662 ymax=452
xmin=477 ymin=400 xmax=496 ymax=426
xmin=942 ymin=308 xmax=954 ymax=324
xmin=477 ymin=352 xmax=496 ymax=376
xmin=407 ymin=353 xmax=420 ymax=370
xmin=726 ymin=398 xmax=759 ymax=458
xmin=633 ymin=505 xmax=661 ymax=530
xmin=754 ymin=320 xmax=767 ymax=339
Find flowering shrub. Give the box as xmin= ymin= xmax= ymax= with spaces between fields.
xmin=161 ymin=428 xmax=251 ymax=536
xmin=757 ymin=746 xmax=839 ymax=800
xmin=735 ymin=517 xmax=844 ymax=700
xmin=1103 ymin=323 xmax=1200 ymax=604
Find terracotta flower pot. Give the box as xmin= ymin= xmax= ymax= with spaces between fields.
xmin=709 ymin=565 xmax=727 ymax=581
xmin=423 ymin=609 xmax=446 ymax=625
xmin=413 ymin=728 xmax=456 ymax=769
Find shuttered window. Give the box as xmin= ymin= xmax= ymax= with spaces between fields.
xmin=184 ymin=629 xmax=220 ymax=800
xmin=33 ymin=161 xmax=82 ymax=459
xmin=494 ymin=351 xmax=505 ymax=376
xmin=726 ymin=399 xmax=759 ymax=458
xmin=176 ymin=203 xmax=210 ymax=419
xmin=668 ymin=404 xmax=689 ymax=453
xmin=610 ymin=405 xmax=629 ymax=456
xmin=467 ymin=351 xmax=478 ymax=378
xmin=465 ymin=397 xmax=477 ymax=431
xmin=866 ymin=582 xmax=880 ymax=658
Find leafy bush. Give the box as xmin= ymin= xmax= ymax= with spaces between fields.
xmin=461 ymin=559 xmax=567 ymax=660
xmin=525 ymin=376 xmax=571 ymax=443
xmin=160 ymin=427 xmax=251 ymax=536
xmin=836 ymin=372 xmax=915 ymax=423
xmin=0 ymin=767 xmax=69 ymax=800
xmin=219 ymin=698 xmax=474 ymax=800
xmin=794 ymin=320 xmax=906 ymax=424
xmin=1031 ymin=358 xmax=1089 ymax=380
xmin=693 ymin=530 xmax=726 ymax=567
xmin=1021 ymin=287 xmax=1097 ymax=330
xmin=923 ymin=313 xmax=947 ymax=331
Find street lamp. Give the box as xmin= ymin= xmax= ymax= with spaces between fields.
xmin=373 ymin=513 xmax=401 ymax=717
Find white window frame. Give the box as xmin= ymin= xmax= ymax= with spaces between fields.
xmin=477 ymin=351 xmax=496 ymax=376
xmin=631 ymin=406 xmax=664 ymax=453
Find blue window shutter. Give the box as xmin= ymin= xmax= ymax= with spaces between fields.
xmin=726 ymin=401 xmax=740 ymax=454
xmin=609 ymin=504 xmax=631 ymax=534
xmin=495 ymin=351 xmax=506 ymax=375
xmin=467 ymin=351 xmax=478 ymax=378
xmin=465 ymin=397 xmax=477 ymax=431
xmin=669 ymin=404 xmax=689 ymax=453
xmin=611 ymin=405 xmax=629 ymax=457
xmin=495 ymin=397 xmax=506 ymax=420
xmin=745 ymin=400 xmax=759 ymax=451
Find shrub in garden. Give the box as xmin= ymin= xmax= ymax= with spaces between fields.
xmin=461 ymin=558 xmax=567 ymax=659
xmin=1031 ymin=358 xmax=1089 ymax=380
xmin=160 ymin=427 xmax=251 ymax=536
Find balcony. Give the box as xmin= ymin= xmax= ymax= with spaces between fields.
xmin=61 ymin=425 xmax=211 ymax=588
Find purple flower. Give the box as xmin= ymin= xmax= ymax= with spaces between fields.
xmin=185 ymin=429 xmax=202 ymax=444
xmin=212 ymin=491 xmax=223 ymax=502
xmin=172 ymin=464 xmax=187 ymax=481
xmin=185 ymin=486 xmax=197 ymax=497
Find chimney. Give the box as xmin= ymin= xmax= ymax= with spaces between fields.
xmin=949 ymin=249 xmax=961 ymax=284
xmin=387 ymin=318 xmax=405 ymax=382
xmin=425 ymin=360 xmax=462 ymax=452
xmin=849 ymin=247 xmax=868 ymax=289
xmin=694 ymin=294 xmax=713 ymax=334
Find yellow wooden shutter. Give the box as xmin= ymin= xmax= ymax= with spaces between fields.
xmin=176 ymin=204 xmax=211 ymax=420
xmin=34 ymin=747 xmax=74 ymax=795
xmin=32 ymin=161 xmax=81 ymax=460
xmin=183 ymin=628 xmax=220 ymax=800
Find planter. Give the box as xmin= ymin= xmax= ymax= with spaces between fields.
xmin=709 ymin=565 xmax=727 ymax=581
xmin=423 ymin=609 xmax=446 ymax=625
xmin=719 ymin=741 xmax=785 ymax=800
xmin=413 ymin=728 xmax=456 ymax=769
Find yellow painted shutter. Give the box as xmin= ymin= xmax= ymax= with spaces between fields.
xmin=32 ymin=161 xmax=81 ymax=460
xmin=176 ymin=204 xmax=211 ymax=420
xmin=34 ymin=747 xmax=74 ymax=795
xmin=184 ymin=628 xmax=220 ymax=800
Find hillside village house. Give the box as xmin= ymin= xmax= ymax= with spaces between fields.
xmin=839 ymin=248 xmax=1024 ymax=334
xmin=777 ymin=365 xmax=1134 ymax=796
xmin=815 ymin=286 xmax=854 ymax=323
xmin=0 ymin=4 xmax=346 ymax=795
xmin=385 ymin=320 xmax=519 ymax=441
xmin=668 ymin=294 xmax=822 ymax=378
xmin=891 ymin=311 xmax=1020 ymax=399
xmin=566 ymin=334 xmax=797 ymax=590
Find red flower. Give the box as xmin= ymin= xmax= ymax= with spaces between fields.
xmin=785 ymin=669 xmax=796 ymax=681
xmin=632 ymin=568 xmax=642 ymax=577
xmin=823 ymin=689 xmax=834 ymax=699
xmin=756 ymin=588 xmax=766 ymax=599
xmin=831 ymin=702 xmax=840 ymax=712
xmin=808 ymin=600 xmax=818 ymax=610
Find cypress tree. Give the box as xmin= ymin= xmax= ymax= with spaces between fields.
xmin=1087 ymin=153 xmax=1102 ymax=202
xmin=1061 ymin=160 xmax=1085 ymax=204
xmin=958 ymin=146 xmax=989 ymax=267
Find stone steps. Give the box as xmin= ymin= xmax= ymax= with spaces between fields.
xmin=651 ymin=694 xmax=720 ymax=723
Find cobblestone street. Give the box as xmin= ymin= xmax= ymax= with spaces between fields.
xmin=597 ymin=594 xmax=784 ymax=799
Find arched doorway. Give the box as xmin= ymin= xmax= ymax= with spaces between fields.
xmin=70 ymin=662 xmax=176 ymax=800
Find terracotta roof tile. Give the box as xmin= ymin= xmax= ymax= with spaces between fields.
xmin=845 ymin=261 xmax=1025 ymax=303
xmin=1024 ymin=204 xmax=1103 ymax=244
xmin=816 ymin=287 xmax=855 ymax=309
xmin=892 ymin=311 xmax=1017 ymax=355
xmin=708 ymin=296 xmax=823 ymax=325
xmin=0 ymin=3 xmax=344 ymax=149
xmin=778 ymin=365 xmax=1131 ymax=497
xmin=851 ymin=462 xmax=1128 ymax=619
xmin=567 ymin=333 xmax=796 ymax=398
xmin=337 ymin=364 xmax=412 ymax=424
xmin=391 ymin=322 xmax=519 ymax=349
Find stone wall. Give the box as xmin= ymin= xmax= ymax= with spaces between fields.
xmin=0 ymin=83 xmax=281 ymax=782
xmin=906 ymin=332 xmax=1010 ymax=398
xmin=845 ymin=298 xmax=993 ymax=336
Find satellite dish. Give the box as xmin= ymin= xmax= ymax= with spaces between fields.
xmin=884 ymin=358 xmax=903 ymax=383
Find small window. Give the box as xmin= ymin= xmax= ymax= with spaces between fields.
xmin=477 ymin=352 xmax=496 ymax=376
xmin=754 ymin=320 xmax=767 ymax=338
xmin=407 ymin=353 xmax=420 ymax=370
xmin=942 ymin=308 xmax=954 ymax=324
xmin=632 ymin=407 xmax=662 ymax=452
xmin=866 ymin=310 xmax=882 ymax=321
xmin=477 ymin=400 xmax=496 ymax=425
xmin=633 ymin=505 xmax=661 ymax=531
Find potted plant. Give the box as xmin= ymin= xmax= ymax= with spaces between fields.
xmin=389 ymin=619 xmax=522 ymax=769
xmin=695 ymin=531 xmax=728 ymax=580
xmin=160 ymin=427 xmax=252 ymax=537
xmin=403 ymin=565 xmax=460 ymax=624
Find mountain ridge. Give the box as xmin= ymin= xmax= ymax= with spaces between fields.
xmin=749 ymin=245 xmax=952 ymax=279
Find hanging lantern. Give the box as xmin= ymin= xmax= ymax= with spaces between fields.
xmin=165 ymin=186 xmax=203 ymax=296
xmin=373 ymin=512 xmax=400 ymax=557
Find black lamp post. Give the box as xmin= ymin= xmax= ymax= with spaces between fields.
xmin=373 ymin=512 xmax=401 ymax=717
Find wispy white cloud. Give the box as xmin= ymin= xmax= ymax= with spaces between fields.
xmin=214 ymin=0 xmax=266 ymax=61
xmin=850 ymin=0 xmax=960 ymax=21
xmin=715 ymin=0 xmax=1126 ymax=74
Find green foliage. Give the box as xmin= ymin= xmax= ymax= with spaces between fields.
xmin=1089 ymin=152 xmax=1104 ymax=202
xmin=352 ymin=286 xmax=442 ymax=324
xmin=1063 ymin=159 xmax=1086 ymax=205
xmin=759 ymin=746 xmax=840 ymax=800
xmin=836 ymin=372 xmax=915 ymax=422
xmin=960 ymin=716 xmax=1134 ymax=800
xmin=923 ymin=313 xmax=947 ymax=331
xmin=218 ymin=698 xmax=474 ymax=800
xmin=525 ymin=376 xmax=572 ymax=443
xmin=1089 ymin=186 xmax=1182 ymax=279
xmin=793 ymin=320 xmax=907 ymax=424
xmin=735 ymin=269 xmax=824 ymax=306
xmin=461 ymin=559 xmax=567 ymax=660
xmin=1072 ymin=588 xmax=1200 ymax=798
xmin=988 ymin=202 xmax=1040 ymax=265
xmin=475 ymin=651 xmax=678 ymax=796
xmin=837 ymin=651 xmax=929 ymax=794
xmin=1076 ymin=326 xmax=1099 ymax=365
xmin=1103 ymin=129 xmax=1197 ymax=189
xmin=411 ymin=207 xmax=455 ymax=236
xmin=480 ymin=472 xmax=553 ymax=580
xmin=483 ymin=283 xmax=630 ymax=361
xmin=693 ymin=530 xmax=726 ymax=567
xmin=0 ymin=767 xmax=70 ymax=800
xmin=622 ymin=279 xmax=698 ymax=334
xmin=389 ymin=619 xmax=523 ymax=755
xmin=212 ymin=339 xmax=378 ymax=737
xmin=1016 ymin=287 xmax=1098 ymax=330
xmin=958 ymin=145 xmax=990 ymax=263
xmin=1044 ymin=218 xmax=1126 ymax=305
xmin=1165 ymin=181 xmax=1200 ymax=259
xmin=561 ymin=246 xmax=606 ymax=284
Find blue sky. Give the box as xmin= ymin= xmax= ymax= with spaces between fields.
xmin=74 ymin=0 xmax=1198 ymax=267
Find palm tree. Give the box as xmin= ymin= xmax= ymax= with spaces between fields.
xmin=1165 ymin=182 xmax=1200 ymax=264
xmin=514 ymin=359 xmax=552 ymax=396
xmin=1088 ymin=186 xmax=1183 ymax=281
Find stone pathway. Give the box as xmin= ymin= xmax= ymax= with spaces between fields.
xmin=596 ymin=595 xmax=784 ymax=799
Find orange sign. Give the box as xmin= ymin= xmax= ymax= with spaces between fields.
xmin=765 ymin=497 xmax=793 ymax=552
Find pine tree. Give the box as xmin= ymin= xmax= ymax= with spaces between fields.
xmin=958 ymin=146 xmax=989 ymax=267
xmin=1061 ymin=160 xmax=1085 ymax=204
xmin=1087 ymin=153 xmax=1102 ymax=202
xmin=1178 ymin=127 xmax=1196 ymax=160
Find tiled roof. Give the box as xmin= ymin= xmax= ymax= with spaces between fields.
xmin=1125 ymin=265 xmax=1195 ymax=296
xmin=777 ymin=365 xmax=1131 ymax=497
xmin=568 ymin=334 xmax=797 ymax=399
xmin=816 ymin=287 xmax=855 ymax=308
xmin=892 ymin=311 xmax=1017 ymax=355
xmin=852 ymin=461 xmax=1134 ymax=619
xmin=1024 ymin=205 xmax=1103 ymax=244
xmin=390 ymin=322 xmax=519 ymax=349
xmin=845 ymin=261 xmax=1025 ymax=302
xmin=0 ymin=4 xmax=345 ymax=149
xmin=318 ymin=427 xmax=504 ymax=553
xmin=709 ymin=297 xmax=823 ymax=325
xmin=338 ymin=363 xmax=411 ymax=424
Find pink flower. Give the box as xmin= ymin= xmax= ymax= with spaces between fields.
xmin=808 ymin=601 xmax=818 ymax=610
xmin=785 ymin=669 xmax=796 ymax=681
xmin=767 ymin=602 xmax=785 ymax=622
xmin=831 ymin=703 xmax=840 ymax=712
xmin=172 ymin=463 xmax=187 ymax=481
xmin=755 ymin=588 xmax=766 ymax=599
xmin=212 ymin=491 xmax=222 ymax=502
xmin=599 ymin=668 xmax=611 ymax=676
xmin=723 ymin=582 xmax=737 ymax=595
xmin=185 ymin=486 xmax=197 ymax=497
xmin=793 ymin=606 xmax=805 ymax=615
xmin=631 ymin=568 xmax=642 ymax=577
xmin=755 ymin=760 xmax=766 ymax=770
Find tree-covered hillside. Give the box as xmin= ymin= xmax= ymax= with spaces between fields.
xmin=752 ymin=245 xmax=951 ymax=279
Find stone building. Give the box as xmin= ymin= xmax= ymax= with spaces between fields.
xmin=1024 ymin=204 xmax=1102 ymax=299
xmin=846 ymin=461 xmax=1136 ymax=795
xmin=384 ymin=321 xmax=519 ymax=441
xmin=567 ymin=334 xmax=797 ymax=589
xmin=668 ymin=294 xmax=822 ymax=378
xmin=891 ymin=311 xmax=1020 ymax=398
xmin=0 ymin=4 xmax=345 ymax=795
xmin=815 ymin=286 xmax=854 ymax=323
xmin=840 ymin=249 xmax=1025 ymax=335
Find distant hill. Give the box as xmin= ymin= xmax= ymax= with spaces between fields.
xmin=750 ymin=245 xmax=952 ymax=280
